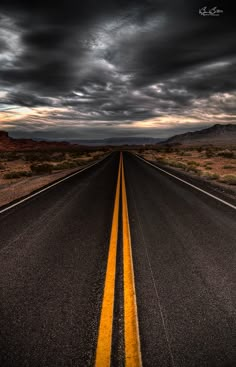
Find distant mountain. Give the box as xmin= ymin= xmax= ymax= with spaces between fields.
xmin=165 ymin=124 xmax=236 ymax=145
xmin=0 ymin=131 xmax=75 ymax=151
xmin=0 ymin=131 xmax=164 ymax=150
xmin=69 ymin=137 xmax=164 ymax=146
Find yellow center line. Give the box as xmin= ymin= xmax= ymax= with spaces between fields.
xmin=121 ymin=153 xmax=143 ymax=367
xmin=95 ymin=152 xmax=142 ymax=366
xmin=95 ymin=153 xmax=122 ymax=367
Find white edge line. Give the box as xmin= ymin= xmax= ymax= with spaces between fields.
xmin=0 ymin=154 xmax=110 ymax=215
xmin=135 ymin=154 xmax=236 ymax=211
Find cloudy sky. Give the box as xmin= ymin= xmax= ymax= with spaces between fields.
xmin=0 ymin=0 xmax=235 ymax=140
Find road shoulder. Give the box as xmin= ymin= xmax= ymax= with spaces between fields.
xmin=135 ymin=154 xmax=236 ymax=208
xmin=0 ymin=155 xmax=108 ymax=211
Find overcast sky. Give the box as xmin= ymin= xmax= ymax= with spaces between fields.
xmin=0 ymin=0 xmax=235 ymax=140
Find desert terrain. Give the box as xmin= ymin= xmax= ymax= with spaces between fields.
xmin=0 ymin=132 xmax=109 ymax=207
xmin=135 ymin=145 xmax=236 ymax=185
xmin=131 ymin=124 xmax=236 ymax=195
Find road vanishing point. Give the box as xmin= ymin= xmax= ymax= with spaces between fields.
xmin=0 ymin=152 xmax=235 ymax=367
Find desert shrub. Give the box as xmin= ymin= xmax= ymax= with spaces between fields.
xmin=223 ymin=165 xmax=235 ymax=169
xmin=205 ymin=149 xmax=215 ymax=158
xmin=0 ymin=163 xmax=5 ymax=169
xmin=137 ymin=149 xmax=144 ymax=154
xmin=211 ymin=173 xmax=220 ymax=179
xmin=52 ymin=163 xmax=66 ymax=170
xmin=74 ymin=160 xmax=83 ymax=166
xmin=185 ymin=166 xmax=201 ymax=174
xmin=30 ymin=163 xmax=53 ymax=174
xmin=162 ymin=145 xmax=174 ymax=153
xmin=170 ymin=161 xmax=187 ymax=169
xmin=3 ymin=171 xmax=32 ymax=179
xmin=174 ymin=148 xmax=180 ymax=154
xmin=157 ymin=158 xmax=169 ymax=165
xmin=24 ymin=152 xmax=52 ymax=162
xmin=0 ymin=152 xmax=19 ymax=161
xmin=205 ymin=166 xmax=212 ymax=170
xmin=25 ymin=151 xmax=68 ymax=162
xmin=202 ymin=172 xmax=219 ymax=180
xmin=178 ymin=150 xmax=193 ymax=156
xmin=187 ymin=161 xmax=199 ymax=166
xmin=182 ymin=152 xmax=192 ymax=157
xmin=217 ymin=150 xmax=234 ymax=159
xmin=160 ymin=159 xmax=202 ymax=175
xmin=219 ymin=174 xmax=236 ymax=185
xmin=23 ymin=153 xmax=37 ymax=161
xmin=50 ymin=152 xmax=66 ymax=162
xmin=53 ymin=162 xmax=68 ymax=170
xmin=69 ymin=151 xmax=86 ymax=158
xmin=53 ymin=161 xmax=78 ymax=170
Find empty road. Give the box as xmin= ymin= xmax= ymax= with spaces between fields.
xmin=0 ymin=152 xmax=235 ymax=367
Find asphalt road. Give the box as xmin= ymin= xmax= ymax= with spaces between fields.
xmin=0 ymin=152 xmax=235 ymax=367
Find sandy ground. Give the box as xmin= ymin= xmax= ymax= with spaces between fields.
xmin=0 ymin=154 xmax=105 ymax=208
xmin=132 ymin=148 xmax=236 ymax=196
xmin=139 ymin=149 xmax=236 ymax=176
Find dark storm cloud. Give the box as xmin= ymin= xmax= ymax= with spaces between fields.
xmin=0 ymin=0 xmax=236 ymax=138
xmin=1 ymin=91 xmax=55 ymax=107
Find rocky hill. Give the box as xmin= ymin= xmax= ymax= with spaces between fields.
xmin=0 ymin=131 xmax=74 ymax=151
xmin=165 ymin=124 xmax=236 ymax=145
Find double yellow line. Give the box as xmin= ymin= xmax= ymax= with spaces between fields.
xmin=95 ymin=153 xmax=142 ymax=367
